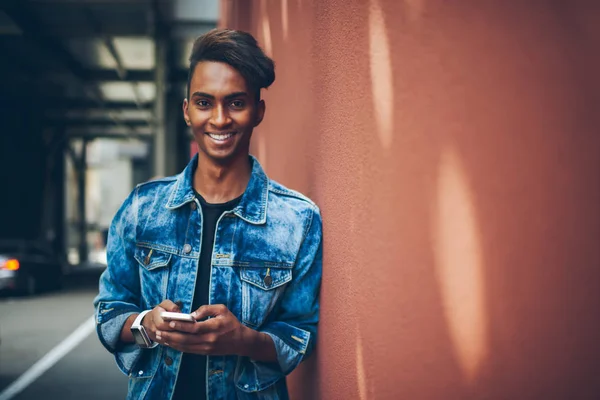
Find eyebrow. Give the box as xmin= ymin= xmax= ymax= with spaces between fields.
xmin=191 ymin=91 xmax=249 ymax=100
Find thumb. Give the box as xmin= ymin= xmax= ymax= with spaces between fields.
xmin=192 ymin=304 xmax=226 ymax=321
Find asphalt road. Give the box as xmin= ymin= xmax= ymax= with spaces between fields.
xmin=0 ymin=270 xmax=128 ymax=399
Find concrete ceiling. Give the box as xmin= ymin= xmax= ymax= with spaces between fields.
xmin=0 ymin=0 xmax=218 ymax=140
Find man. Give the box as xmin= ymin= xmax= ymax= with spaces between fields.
xmin=94 ymin=29 xmax=322 ymax=400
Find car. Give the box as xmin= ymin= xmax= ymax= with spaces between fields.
xmin=0 ymin=240 xmax=64 ymax=296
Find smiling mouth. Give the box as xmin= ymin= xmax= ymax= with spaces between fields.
xmin=205 ymin=131 xmax=237 ymax=141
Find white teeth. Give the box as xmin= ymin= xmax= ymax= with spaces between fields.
xmin=208 ymin=132 xmax=234 ymax=141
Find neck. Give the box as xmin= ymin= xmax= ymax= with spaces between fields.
xmin=193 ymin=153 xmax=252 ymax=204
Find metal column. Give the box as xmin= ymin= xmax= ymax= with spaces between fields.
xmin=153 ymin=35 xmax=168 ymax=178
xmin=76 ymin=139 xmax=88 ymax=264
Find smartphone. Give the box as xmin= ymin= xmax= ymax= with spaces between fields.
xmin=160 ymin=311 xmax=195 ymax=322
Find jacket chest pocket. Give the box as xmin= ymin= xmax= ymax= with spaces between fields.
xmin=134 ymin=246 xmax=172 ymax=308
xmin=240 ymin=266 xmax=292 ymax=328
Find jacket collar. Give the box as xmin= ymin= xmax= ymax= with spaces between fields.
xmin=166 ymin=153 xmax=268 ymax=225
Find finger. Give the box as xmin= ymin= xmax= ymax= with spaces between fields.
xmin=156 ymin=330 xmax=197 ymax=346
xmin=169 ymin=318 xmax=221 ymax=334
xmin=156 ymin=334 xmax=213 ymax=355
xmin=192 ymin=304 xmax=228 ymax=320
xmin=158 ymin=299 xmax=181 ymax=313
xmin=158 ymin=338 xmax=184 ymax=353
xmin=142 ymin=306 xmax=164 ymax=333
xmin=150 ymin=306 xmax=172 ymax=332
xmin=151 ymin=306 xmax=179 ymax=332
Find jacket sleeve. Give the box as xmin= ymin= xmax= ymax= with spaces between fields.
xmin=235 ymin=206 xmax=323 ymax=393
xmin=93 ymin=188 xmax=144 ymax=376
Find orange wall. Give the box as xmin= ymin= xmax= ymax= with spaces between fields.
xmin=220 ymin=1 xmax=600 ymax=399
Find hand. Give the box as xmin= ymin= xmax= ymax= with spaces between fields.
xmin=140 ymin=300 xmax=182 ymax=343
xmin=155 ymin=304 xmax=247 ymax=356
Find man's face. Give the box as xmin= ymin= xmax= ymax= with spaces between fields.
xmin=183 ymin=61 xmax=264 ymax=165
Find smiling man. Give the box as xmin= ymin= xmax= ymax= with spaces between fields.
xmin=94 ymin=29 xmax=323 ymax=400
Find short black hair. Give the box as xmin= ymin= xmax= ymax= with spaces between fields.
xmin=187 ymin=29 xmax=275 ymax=102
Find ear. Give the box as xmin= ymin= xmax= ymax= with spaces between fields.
xmin=254 ymin=99 xmax=266 ymax=127
xmin=182 ymin=98 xmax=191 ymax=126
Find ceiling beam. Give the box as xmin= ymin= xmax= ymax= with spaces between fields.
xmin=21 ymin=21 xmax=217 ymax=38
xmin=86 ymin=68 xmax=188 ymax=83
xmin=45 ymin=100 xmax=153 ymax=111
xmin=83 ymin=7 xmax=152 ymax=125
xmin=84 ymin=8 xmax=128 ymax=81
xmin=1 ymin=1 xmax=143 ymax=134
xmin=28 ymin=0 xmax=152 ymax=4
xmin=49 ymin=118 xmax=150 ymax=128
xmin=0 ymin=67 xmax=187 ymax=87
xmin=65 ymin=132 xmax=153 ymax=141
xmin=1 ymin=3 xmax=88 ymax=79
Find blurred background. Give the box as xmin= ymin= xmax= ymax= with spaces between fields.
xmin=0 ymin=0 xmax=217 ymax=398
xmin=1 ymin=0 xmax=599 ymax=399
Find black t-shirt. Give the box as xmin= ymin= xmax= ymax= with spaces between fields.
xmin=172 ymin=191 xmax=242 ymax=400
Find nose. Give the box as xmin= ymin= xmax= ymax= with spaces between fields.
xmin=209 ymin=104 xmax=232 ymax=129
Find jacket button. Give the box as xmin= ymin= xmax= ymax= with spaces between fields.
xmin=263 ymin=275 xmax=273 ymax=286
xmin=183 ymin=244 xmax=192 ymax=254
xmin=165 ymin=356 xmax=173 ymax=366
xmin=190 ymin=202 xmax=197 ymax=211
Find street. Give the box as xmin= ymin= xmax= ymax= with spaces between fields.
xmin=0 ymin=271 xmax=127 ymax=399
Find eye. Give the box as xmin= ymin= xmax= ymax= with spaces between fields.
xmin=230 ymin=100 xmax=245 ymax=109
xmin=196 ymin=100 xmax=211 ymax=108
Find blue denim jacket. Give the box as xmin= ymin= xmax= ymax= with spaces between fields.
xmin=93 ymin=155 xmax=322 ymax=400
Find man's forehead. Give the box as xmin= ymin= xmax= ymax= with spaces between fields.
xmin=190 ymin=61 xmax=248 ymax=92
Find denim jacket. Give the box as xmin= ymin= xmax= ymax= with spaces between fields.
xmin=93 ymin=155 xmax=322 ymax=400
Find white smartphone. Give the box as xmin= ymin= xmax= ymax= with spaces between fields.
xmin=160 ymin=311 xmax=196 ymax=322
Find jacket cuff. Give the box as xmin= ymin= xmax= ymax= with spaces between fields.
xmin=234 ymin=322 xmax=311 ymax=393
xmin=95 ymin=301 xmax=142 ymax=376
xmin=262 ymin=322 xmax=310 ymax=374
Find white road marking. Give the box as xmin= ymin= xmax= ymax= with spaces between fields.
xmin=0 ymin=315 xmax=95 ymax=400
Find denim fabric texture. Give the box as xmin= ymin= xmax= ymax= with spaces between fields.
xmin=93 ymin=154 xmax=322 ymax=400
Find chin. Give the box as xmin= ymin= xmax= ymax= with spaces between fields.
xmin=199 ymin=148 xmax=244 ymax=164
